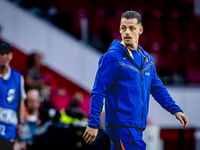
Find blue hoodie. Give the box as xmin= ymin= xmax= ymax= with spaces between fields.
xmin=88 ymin=40 xmax=182 ymax=129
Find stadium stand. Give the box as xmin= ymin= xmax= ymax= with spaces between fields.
xmin=9 ymin=0 xmax=200 ymax=85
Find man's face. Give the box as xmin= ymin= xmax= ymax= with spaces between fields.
xmin=0 ymin=52 xmax=12 ymax=67
xmin=120 ymin=18 xmax=143 ymax=49
xmin=27 ymin=96 xmax=40 ymax=111
xmin=27 ymin=91 xmax=40 ymax=111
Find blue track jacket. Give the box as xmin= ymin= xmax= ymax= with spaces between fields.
xmin=88 ymin=40 xmax=182 ymax=129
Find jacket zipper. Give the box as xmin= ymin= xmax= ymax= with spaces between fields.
xmin=141 ymin=73 xmax=144 ymax=127
xmin=126 ymin=50 xmax=140 ymax=70
xmin=140 ymin=55 xmax=147 ymax=127
xmin=126 ymin=49 xmax=148 ymax=128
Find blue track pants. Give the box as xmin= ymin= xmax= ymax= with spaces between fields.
xmin=106 ymin=127 xmax=146 ymax=150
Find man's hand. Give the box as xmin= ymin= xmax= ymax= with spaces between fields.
xmin=175 ymin=112 xmax=189 ymax=129
xmin=83 ymin=126 xmax=98 ymax=145
xmin=17 ymin=124 xmax=23 ymax=136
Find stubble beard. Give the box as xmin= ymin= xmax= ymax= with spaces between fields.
xmin=0 ymin=62 xmax=8 ymax=71
xmin=0 ymin=64 xmax=6 ymax=71
xmin=124 ymin=41 xmax=134 ymax=49
xmin=123 ymin=38 xmax=134 ymax=48
xmin=124 ymin=40 xmax=138 ymax=50
xmin=125 ymin=43 xmax=133 ymax=47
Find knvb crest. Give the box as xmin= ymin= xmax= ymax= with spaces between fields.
xmin=7 ymin=89 xmax=16 ymax=105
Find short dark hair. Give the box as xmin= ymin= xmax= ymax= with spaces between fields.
xmin=0 ymin=41 xmax=12 ymax=54
xmin=121 ymin=11 xmax=142 ymax=25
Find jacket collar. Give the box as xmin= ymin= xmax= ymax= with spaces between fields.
xmin=0 ymin=66 xmax=11 ymax=80
xmin=108 ymin=39 xmax=148 ymax=57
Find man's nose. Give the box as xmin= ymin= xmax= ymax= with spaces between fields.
xmin=125 ymin=29 xmax=131 ymax=34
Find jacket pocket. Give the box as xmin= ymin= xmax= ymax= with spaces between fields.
xmin=117 ymin=88 xmax=133 ymax=120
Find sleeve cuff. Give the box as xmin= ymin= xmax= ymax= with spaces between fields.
xmin=173 ymin=111 xmax=184 ymax=115
xmin=88 ymin=125 xmax=98 ymax=129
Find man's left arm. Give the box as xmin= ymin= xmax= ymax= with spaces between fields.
xmin=150 ymin=65 xmax=189 ymax=129
xmin=17 ymin=99 xmax=25 ymax=136
xmin=17 ymin=75 xmax=26 ymax=136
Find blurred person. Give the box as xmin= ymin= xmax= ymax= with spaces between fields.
xmin=0 ymin=41 xmax=26 ymax=150
xmin=66 ymin=92 xmax=86 ymax=120
xmin=25 ymin=53 xmax=44 ymax=89
xmin=25 ymin=52 xmax=50 ymax=101
xmin=24 ymin=89 xmax=41 ymax=127
xmin=15 ymin=89 xmax=41 ymax=150
xmin=59 ymin=92 xmax=87 ymax=125
xmin=83 ymin=11 xmax=189 ymax=150
xmin=69 ymin=92 xmax=84 ymax=109
xmin=24 ymin=89 xmax=41 ymax=124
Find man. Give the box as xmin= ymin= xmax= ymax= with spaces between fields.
xmin=15 ymin=89 xmax=41 ymax=150
xmin=24 ymin=89 xmax=41 ymax=124
xmin=0 ymin=41 xmax=26 ymax=150
xmin=83 ymin=11 xmax=189 ymax=150
xmin=66 ymin=92 xmax=86 ymax=120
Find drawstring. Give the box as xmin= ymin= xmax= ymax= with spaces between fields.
xmin=121 ymin=41 xmax=134 ymax=60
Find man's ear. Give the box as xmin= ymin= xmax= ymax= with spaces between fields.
xmin=119 ymin=24 xmax=122 ymax=34
xmin=139 ymin=26 xmax=143 ymax=35
xmin=9 ymin=52 xmax=13 ymax=61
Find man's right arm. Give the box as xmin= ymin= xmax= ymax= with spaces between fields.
xmin=83 ymin=126 xmax=98 ymax=145
xmin=83 ymin=51 xmax=119 ymax=144
xmin=88 ymin=51 xmax=119 ymax=128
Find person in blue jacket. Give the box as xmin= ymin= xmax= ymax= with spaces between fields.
xmin=83 ymin=11 xmax=189 ymax=150
xmin=0 ymin=41 xmax=26 ymax=150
